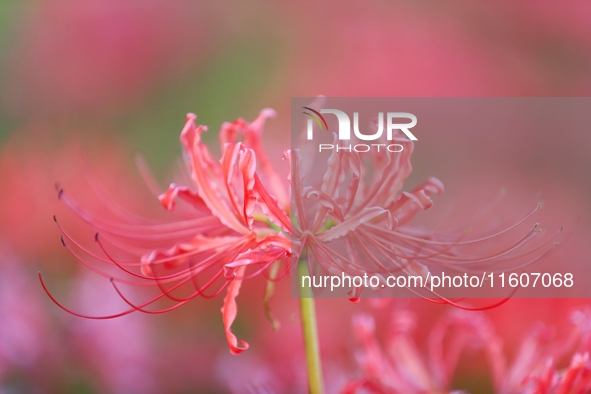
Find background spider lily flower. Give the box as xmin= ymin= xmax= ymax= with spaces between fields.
xmin=345 ymin=307 xmax=591 ymax=393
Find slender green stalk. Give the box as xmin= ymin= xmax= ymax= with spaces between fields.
xmin=298 ymin=261 xmax=324 ymax=394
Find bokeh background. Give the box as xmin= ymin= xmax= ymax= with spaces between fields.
xmin=1 ymin=1 xmax=591 ymax=393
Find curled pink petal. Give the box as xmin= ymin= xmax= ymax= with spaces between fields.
xmin=158 ymin=183 xmax=207 ymax=212
xmin=221 ymin=266 xmax=249 ymax=355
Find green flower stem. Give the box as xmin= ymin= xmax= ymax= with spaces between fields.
xmin=298 ymin=261 xmax=325 ymax=394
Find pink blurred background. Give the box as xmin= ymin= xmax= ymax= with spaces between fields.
xmin=1 ymin=1 xmax=591 ymax=392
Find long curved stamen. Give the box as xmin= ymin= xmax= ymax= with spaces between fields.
xmin=367 ymin=202 xmax=542 ymax=247
xmin=59 ymin=190 xmax=223 ymax=240
xmin=96 ymin=233 xmax=250 ymax=282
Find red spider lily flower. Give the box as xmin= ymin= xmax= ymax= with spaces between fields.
xmin=43 ymin=106 xmax=560 ymax=354
xmin=495 ymin=309 xmax=591 ymax=394
xmin=290 ymin=122 xmax=560 ymax=304
xmin=344 ymin=310 xmax=480 ymax=393
xmin=43 ymin=109 xmax=292 ymax=355
xmin=522 ymin=352 xmax=591 ymax=394
xmin=345 ymin=308 xmax=591 ymax=394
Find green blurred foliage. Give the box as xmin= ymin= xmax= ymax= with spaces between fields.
xmin=118 ymin=29 xmax=287 ymax=177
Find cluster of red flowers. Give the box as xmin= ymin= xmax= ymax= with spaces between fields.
xmin=346 ymin=308 xmax=591 ymax=393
